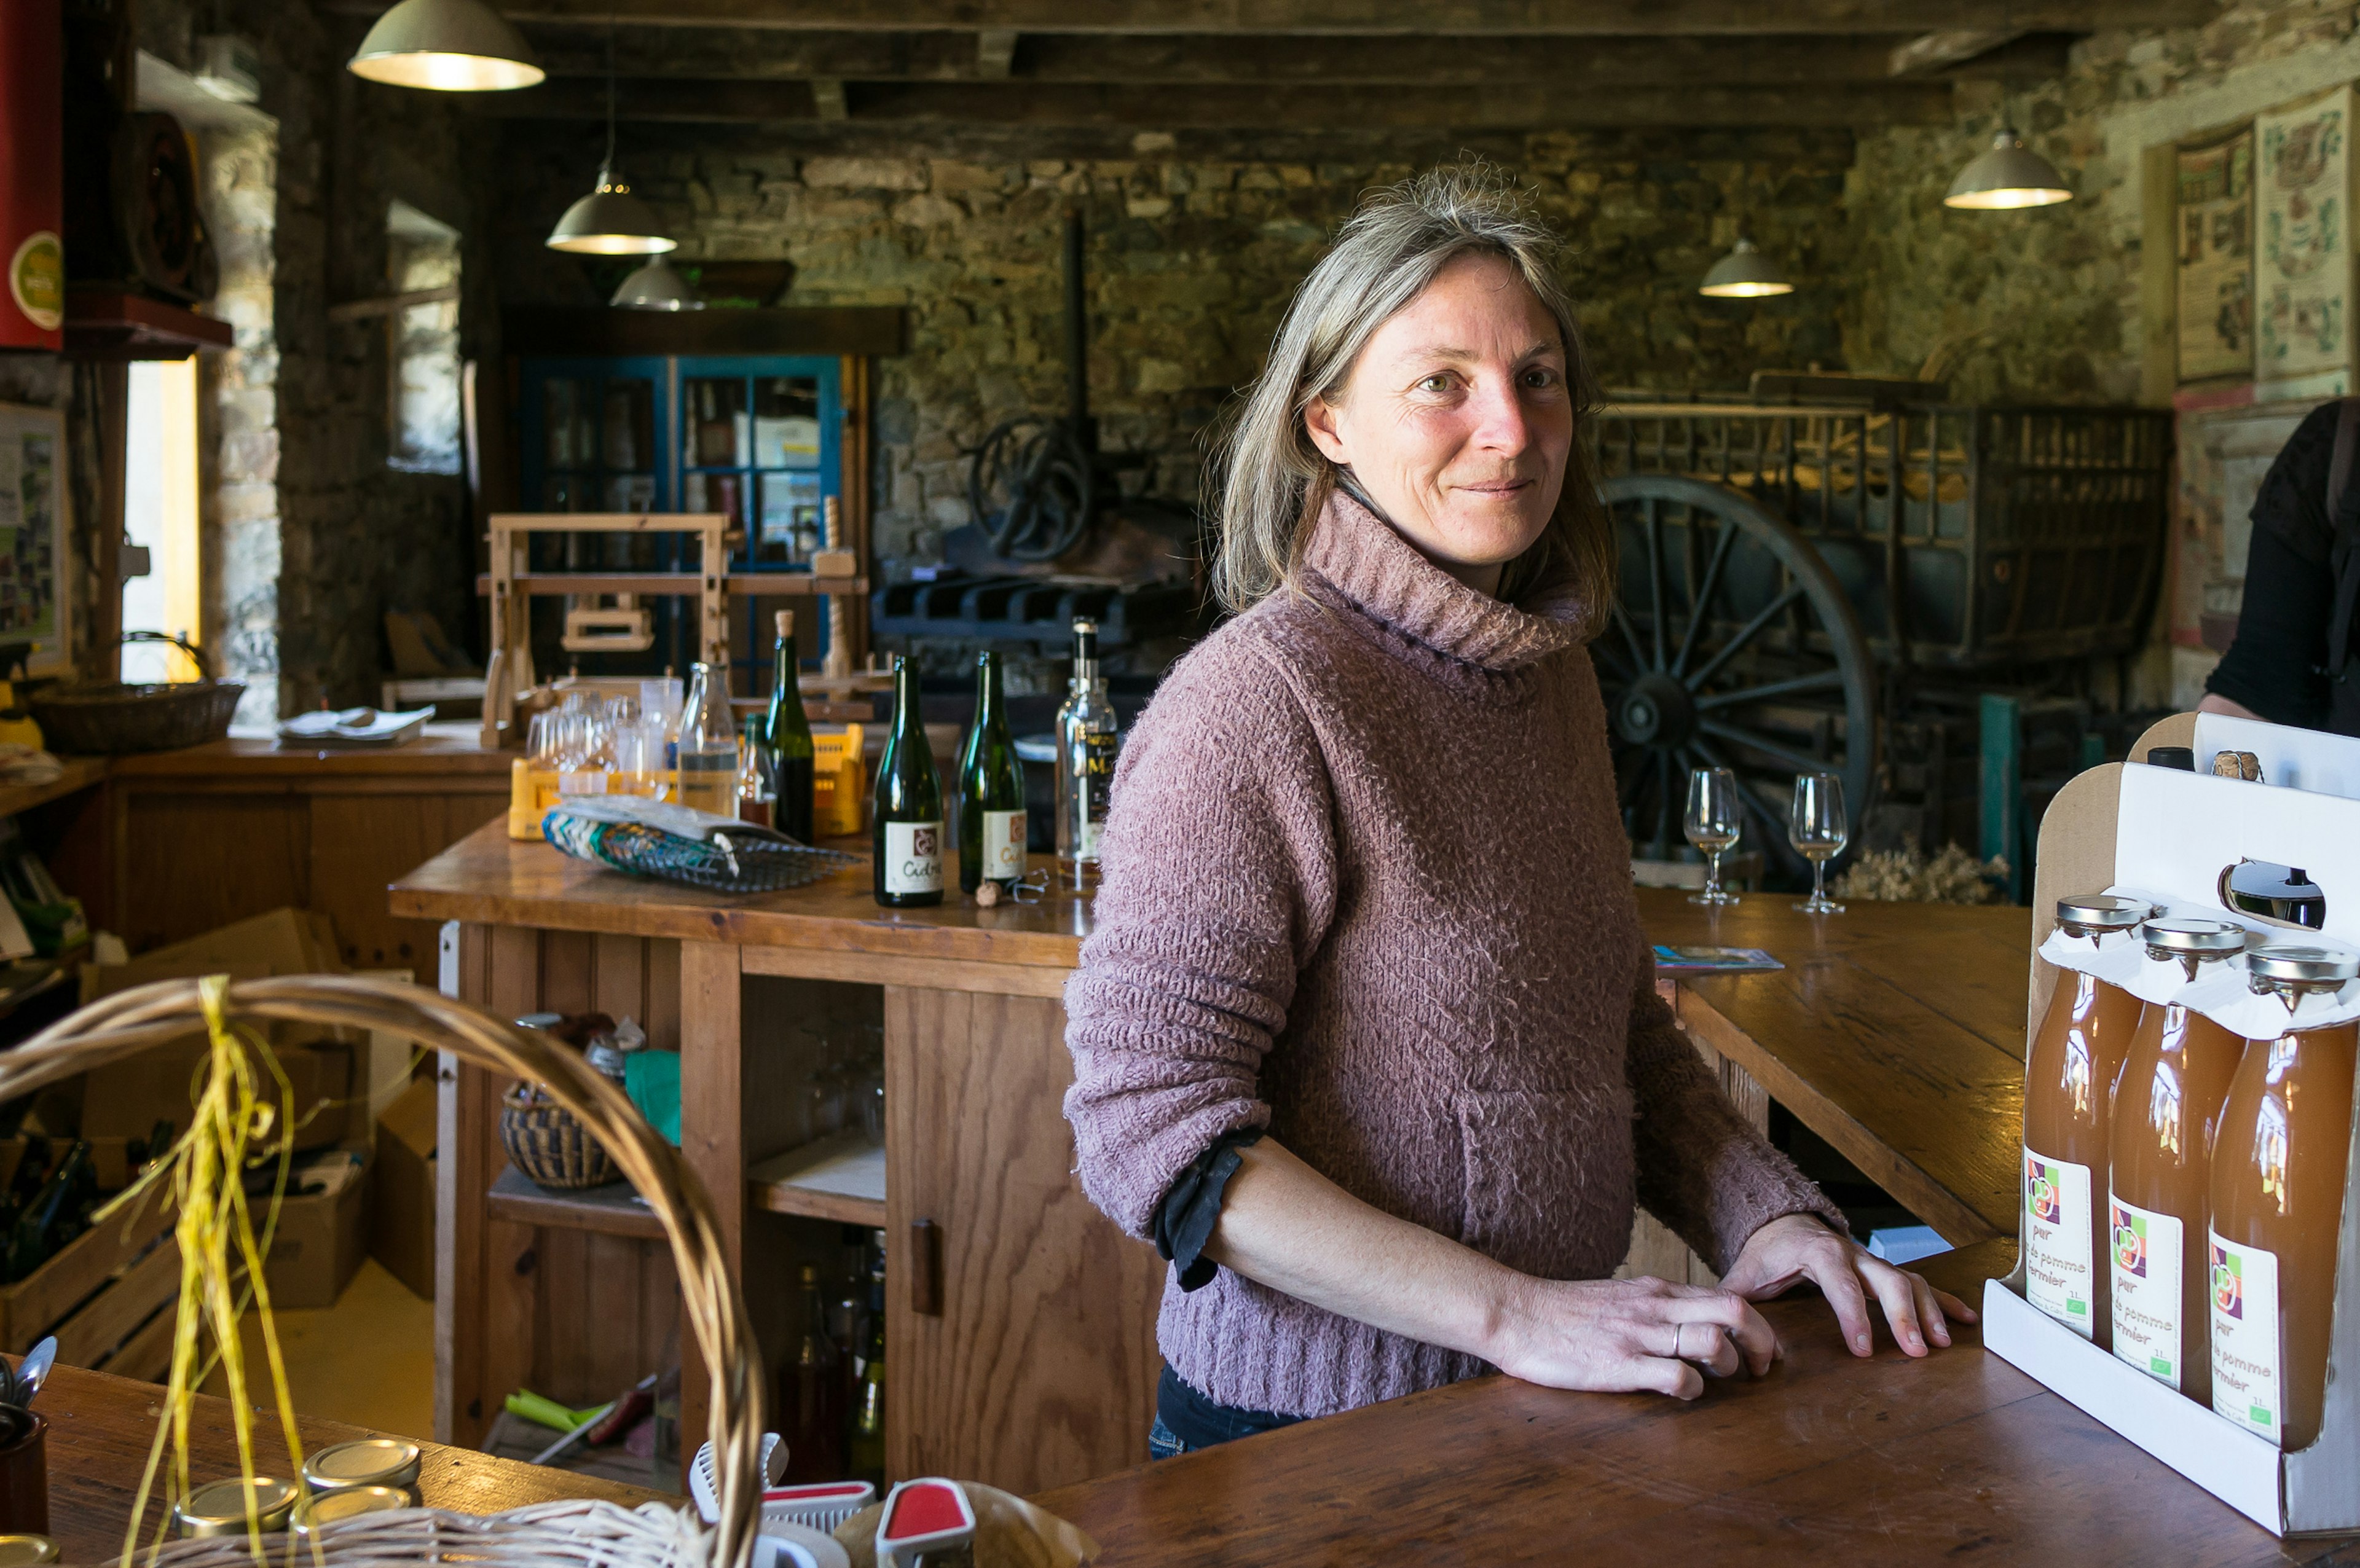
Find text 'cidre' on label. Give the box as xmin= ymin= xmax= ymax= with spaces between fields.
xmin=982 ymin=809 xmax=1025 ymax=879
xmin=884 ymin=820 xmax=943 ymax=896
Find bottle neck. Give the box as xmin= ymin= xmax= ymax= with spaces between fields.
xmin=977 ymin=657 xmax=1003 ymax=728
xmin=895 ymin=665 xmax=923 ymax=735
xmin=773 ymin=633 xmax=799 ymax=681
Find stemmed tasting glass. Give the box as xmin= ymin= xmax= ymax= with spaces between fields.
xmin=1684 ymin=767 xmax=1743 ymax=907
xmin=1790 ymin=771 xmax=1848 ymax=914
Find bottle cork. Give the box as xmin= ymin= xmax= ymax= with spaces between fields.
xmin=775 ymin=609 xmax=794 ymax=640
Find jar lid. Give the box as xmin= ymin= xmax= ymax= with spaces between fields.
xmin=175 ymin=1476 xmax=300 ymax=1536
xmin=2055 ymin=894 xmax=2152 ymax=937
xmin=0 ymin=1538 xmax=57 ymax=1567
xmin=304 ymin=1437 xmax=422 ymax=1491
xmin=2141 ymin=919 xmax=2247 ymax=958
xmin=2247 ymin=946 xmax=2360 ymax=987
xmin=291 ymin=1486 xmax=414 ymax=1540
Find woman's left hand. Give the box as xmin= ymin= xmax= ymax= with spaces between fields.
xmin=1717 ymin=1213 xmax=1978 ymax=1358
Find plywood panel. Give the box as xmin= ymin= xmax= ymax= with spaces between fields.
xmin=884 ymin=987 xmax=1164 ymax=1494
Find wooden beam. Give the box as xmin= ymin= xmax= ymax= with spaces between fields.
xmin=480 ymin=76 xmax=1954 ymax=128
xmin=1888 ymin=28 xmax=2026 ymax=75
xmin=810 ymin=76 xmax=848 ymax=118
xmin=975 ymin=28 xmax=1018 ymax=77
xmin=326 ymin=283 xmax=461 ymax=323
xmin=528 ymin=28 xmax=1915 ymax=86
xmin=494 ymin=0 xmax=2213 ymax=34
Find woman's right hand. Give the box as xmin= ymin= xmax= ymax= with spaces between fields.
xmin=1485 ymin=1273 xmax=1779 ymax=1400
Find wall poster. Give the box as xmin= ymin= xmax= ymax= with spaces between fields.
xmin=2256 ymin=85 xmax=2354 ymax=387
xmin=2176 ymin=128 xmax=2254 ymax=383
xmin=0 ymin=403 xmax=66 ymax=673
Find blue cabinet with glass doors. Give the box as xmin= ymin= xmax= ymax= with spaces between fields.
xmin=517 ymin=354 xmax=846 ymax=681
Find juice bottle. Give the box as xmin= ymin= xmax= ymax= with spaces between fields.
xmin=2108 ymin=918 xmax=2248 ymax=1401
xmin=2024 ymin=893 xmax=2152 ymax=1343
xmin=2209 ymin=944 xmax=2360 ymax=1451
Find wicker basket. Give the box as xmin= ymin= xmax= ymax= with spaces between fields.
xmin=502 ymin=1082 xmax=623 ymax=1190
xmin=5 ymin=974 xmax=767 ymax=1568
xmin=29 ymin=633 xmax=243 ymax=754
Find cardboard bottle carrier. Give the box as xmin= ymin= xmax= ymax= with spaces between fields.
xmin=1993 ymin=710 xmax=2360 ymax=1536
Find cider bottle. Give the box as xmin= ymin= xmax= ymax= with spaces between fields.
xmin=2209 ymin=945 xmax=2360 ymax=1451
xmin=2024 ymin=894 xmax=2152 ymax=1343
xmin=2109 ymin=919 xmax=2248 ymax=1401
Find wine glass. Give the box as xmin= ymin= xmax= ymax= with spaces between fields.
xmin=1790 ymin=771 xmax=1848 ymax=914
xmin=1684 ymin=767 xmax=1743 ymax=906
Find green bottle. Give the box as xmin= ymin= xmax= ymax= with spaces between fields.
xmin=846 ymin=1233 xmax=887 ymax=1486
xmin=872 ymin=657 xmax=943 ymax=908
xmin=765 ymin=610 xmax=816 ymax=844
xmin=958 ymin=652 xmax=1027 ymax=895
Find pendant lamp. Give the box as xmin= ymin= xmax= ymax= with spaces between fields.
xmin=1943 ymin=128 xmax=2072 ymax=210
xmin=1698 ymin=238 xmax=1793 ymax=299
xmin=612 ymin=255 xmax=702 ymax=310
xmin=347 ymin=0 xmax=543 ymax=92
xmin=546 ymin=27 xmax=674 ymax=256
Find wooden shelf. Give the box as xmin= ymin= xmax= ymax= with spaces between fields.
xmin=65 ymin=291 xmax=236 ymax=361
xmin=474 ymin=574 xmax=868 ymax=597
xmin=748 ymin=1132 xmax=886 ymax=1228
xmin=487 ymin=1164 xmax=664 ymax=1240
xmin=0 ymin=758 xmax=105 ymax=820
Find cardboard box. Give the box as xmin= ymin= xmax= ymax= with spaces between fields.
xmin=369 ymin=1076 xmax=436 ymax=1301
xmin=80 ymin=1034 xmax=354 ymax=1151
xmin=262 ymin=1148 xmax=369 ymax=1310
xmin=1992 ymin=711 xmax=2360 ymax=1536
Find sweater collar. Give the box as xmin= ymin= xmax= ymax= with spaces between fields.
xmin=1299 ymin=485 xmax=1589 ymax=680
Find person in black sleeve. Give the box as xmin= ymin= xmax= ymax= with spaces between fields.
xmin=2204 ymin=399 xmax=2360 ymax=733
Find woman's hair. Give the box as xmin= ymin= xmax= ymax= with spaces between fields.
xmin=1208 ymin=162 xmax=1611 ymax=629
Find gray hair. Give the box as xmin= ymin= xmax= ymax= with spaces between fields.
xmin=1208 ymin=163 xmax=1610 ymax=622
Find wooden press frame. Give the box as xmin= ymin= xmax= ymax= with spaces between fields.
xmin=481 ymin=511 xmax=729 ymax=747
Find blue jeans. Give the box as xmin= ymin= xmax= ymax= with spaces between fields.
xmin=1147 ymin=1363 xmax=1306 ymax=1459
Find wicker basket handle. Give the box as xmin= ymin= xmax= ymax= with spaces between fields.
xmin=120 ymin=629 xmax=215 ymax=679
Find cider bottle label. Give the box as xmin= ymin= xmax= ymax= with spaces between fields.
xmin=2209 ymin=1233 xmax=2284 ymax=1441
xmin=884 ymin=821 xmax=943 ymax=896
xmin=2109 ymin=1196 xmax=2182 ymax=1387
xmin=2024 ymin=1148 xmax=2095 ymax=1336
xmin=982 ymin=809 xmax=1026 ymax=880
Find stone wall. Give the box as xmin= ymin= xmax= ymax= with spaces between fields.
xmin=494 ymin=124 xmax=1858 ymax=601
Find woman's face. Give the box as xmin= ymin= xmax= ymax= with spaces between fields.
xmin=1304 ymin=253 xmax=1573 ymax=594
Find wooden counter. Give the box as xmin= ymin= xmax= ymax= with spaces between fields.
xmin=37 ymin=1358 xmax=655 ymax=1558
xmin=1032 ymin=1243 xmax=2360 ymax=1566
xmin=395 ymin=828 xmax=2037 ymax=1499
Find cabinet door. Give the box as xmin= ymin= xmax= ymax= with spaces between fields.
xmin=883 ymin=987 xmax=1163 ymax=1494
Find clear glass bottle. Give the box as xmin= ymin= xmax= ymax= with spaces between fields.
xmin=2024 ymin=893 xmax=2152 ymax=1344
xmin=2210 ymin=945 xmax=2360 ymax=1451
xmin=737 ymin=716 xmax=774 ymax=828
xmin=1054 ymin=618 xmax=1119 ymax=890
xmin=675 ymin=661 xmax=739 ymax=817
xmin=2107 ymin=918 xmax=2248 ymax=1401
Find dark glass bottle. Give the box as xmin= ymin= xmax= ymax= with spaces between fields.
xmin=958 ymin=652 xmax=1027 ymax=895
xmin=847 ymin=1231 xmax=887 ymax=1486
xmin=779 ymin=1263 xmax=845 ymax=1481
xmin=766 ymin=610 xmax=817 ymax=844
xmin=6 ymin=1140 xmax=87 ymax=1281
xmin=737 ymin=716 xmax=774 ymax=829
xmin=872 ymin=657 xmax=943 ymax=908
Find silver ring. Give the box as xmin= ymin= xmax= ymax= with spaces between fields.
xmin=1674 ymin=1322 xmax=1693 ymax=1361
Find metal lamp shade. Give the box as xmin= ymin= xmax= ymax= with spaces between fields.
xmin=612 ymin=256 xmax=702 ymax=310
xmin=347 ymin=0 xmax=543 ymax=91
xmin=1698 ymin=239 xmax=1793 ymax=299
xmin=547 ymin=178 xmax=676 ymax=255
xmin=1943 ymin=129 xmax=2072 ymax=210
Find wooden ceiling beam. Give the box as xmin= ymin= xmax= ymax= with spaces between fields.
xmin=524 ymin=28 xmax=1918 ymax=87
xmin=473 ymin=76 xmax=1954 ymax=128
xmin=1888 ymin=28 xmax=2026 ymax=74
xmin=492 ymin=0 xmax=2212 ymax=34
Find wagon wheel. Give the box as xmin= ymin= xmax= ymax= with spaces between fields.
xmin=1596 ymin=475 xmax=1876 ymax=883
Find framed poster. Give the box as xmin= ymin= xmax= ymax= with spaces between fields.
xmin=0 ymin=403 xmax=67 ymax=673
xmin=2256 ymin=85 xmax=2354 ymax=390
xmin=2177 ymin=128 xmax=2254 ymax=383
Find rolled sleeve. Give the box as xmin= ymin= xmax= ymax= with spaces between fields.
xmin=1061 ymin=645 xmax=1336 ymax=1241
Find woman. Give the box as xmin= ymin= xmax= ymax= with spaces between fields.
xmin=1063 ymin=167 xmax=1971 ymax=1459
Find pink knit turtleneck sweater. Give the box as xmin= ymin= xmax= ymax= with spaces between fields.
xmin=1062 ymin=491 xmax=1839 ymax=1420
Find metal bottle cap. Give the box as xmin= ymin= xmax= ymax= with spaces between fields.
xmin=0 ymin=1539 xmax=58 ymax=1567
xmin=174 ymin=1476 xmax=300 ymax=1536
xmin=2143 ymin=917 xmax=2246 ymax=979
xmin=291 ymin=1485 xmax=415 ymax=1540
xmin=2247 ymin=945 xmax=2360 ymax=989
xmin=2055 ymin=894 xmax=2152 ymax=943
xmin=304 ymin=1437 xmax=423 ymax=1492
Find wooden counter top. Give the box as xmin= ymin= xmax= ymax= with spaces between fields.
xmin=109 ymin=724 xmax=513 ymax=780
xmin=393 ymin=820 xmax=1095 ymax=977
xmin=1033 ymin=1243 xmax=2358 ymax=1566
